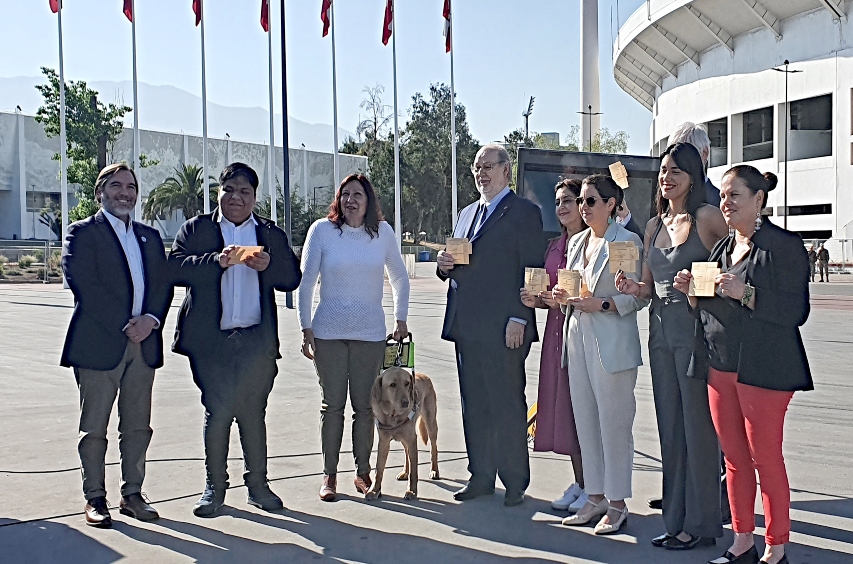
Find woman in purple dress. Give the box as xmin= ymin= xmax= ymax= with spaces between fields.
xmin=521 ymin=179 xmax=587 ymax=512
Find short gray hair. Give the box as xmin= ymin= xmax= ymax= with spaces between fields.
xmin=668 ymin=122 xmax=710 ymax=166
xmin=477 ymin=143 xmax=511 ymax=164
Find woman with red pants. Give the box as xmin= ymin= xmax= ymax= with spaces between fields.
xmin=674 ymin=165 xmax=812 ymax=564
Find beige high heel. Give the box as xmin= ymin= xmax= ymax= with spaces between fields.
xmin=594 ymin=505 xmax=629 ymax=535
xmin=562 ymin=498 xmax=609 ymax=526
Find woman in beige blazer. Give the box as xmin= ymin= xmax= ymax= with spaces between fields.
xmin=553 ymin=174 xmax=648 ymax=535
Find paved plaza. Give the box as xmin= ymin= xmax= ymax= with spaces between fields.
xmin=0 ymin=263 xmax=851 ymax=563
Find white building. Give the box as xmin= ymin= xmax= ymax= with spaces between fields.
xmin=614 ymin=0 xmax=853 ymax=256
xmin=0 ymin=110 xmax=367 ymax=240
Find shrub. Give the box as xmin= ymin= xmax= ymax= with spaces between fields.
xmin=48 ymin=250 xmax=62 ymax=270
xmin=33 ymin=249 xmax=45 ymax=262
xmin=0 ymin=255 xmax=9 ymax=265
xmin=18 ymin=255 xmax=37 ymax=268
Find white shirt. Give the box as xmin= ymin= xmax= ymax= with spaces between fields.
xmin=616 ymin=211 xmax=632 ymax=225
xmin=103 ymin=210 xmax=157 ymax=326
xmin=218 ymin=214 xmax=262 ymax=330
xmin=297 ymin=219 xmax=409 ymax=341
xmin=474 ymin=185 xmax=511 ymax=235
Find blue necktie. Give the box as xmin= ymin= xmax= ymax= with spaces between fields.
xmin=472 ymin=204 xmax=488 ymax=236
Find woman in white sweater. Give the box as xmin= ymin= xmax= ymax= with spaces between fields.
xmin=297 ymin=174 xmax=410 ymax=502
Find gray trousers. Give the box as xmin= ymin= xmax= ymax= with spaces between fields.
xmin=190 ymin=328 xmax=278 ymax=489
xmin=649 ymin=301 xmax=723 ymax=538
xmin=75 ymin=340 xmax=154 ymax=501
xmin=818 ymin=260 xmax=829 ymax=281
xmin=313 ymin=339 xmax=385 ymax=476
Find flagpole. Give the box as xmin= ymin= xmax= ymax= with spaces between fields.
xmin=280 ymin=0 xmax=293 ymax=308
xmin=449 ymin=4 xmax=458 ymax=229
xmin=330 ymin=2 xmax=340 ymax=189
xmin=200 ymin=0 xmax=210 ymax=213
xmin=267 ymin=3 xmax=277 ymax=225
xmin=58 ymin=2 xmax=68 ymax=241
xmin=131 ymin=0 xmax=142 ymax=221
xmin=392 ymin=2 xmax=401 ymax=250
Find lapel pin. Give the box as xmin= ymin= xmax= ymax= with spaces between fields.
xmin=141 ymin=236 xmax=147 ymax=243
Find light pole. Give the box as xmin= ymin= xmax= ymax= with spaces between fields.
xmin=577 ymin=104 xmax=603 ymax=151
xmin=30 ymin=185 xmax=36 ymax=239
xmin=522 ymin=96 xmax=535 ymax=139
xmin=772 ymin=59 xmax=802 ymax=230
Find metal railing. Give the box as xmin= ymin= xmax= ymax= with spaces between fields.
xmin=0 ymin=240 xmax=59 ymax=283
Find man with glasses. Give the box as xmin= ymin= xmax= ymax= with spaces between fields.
xmin=437 ymin=144 xmax=544 ymax=507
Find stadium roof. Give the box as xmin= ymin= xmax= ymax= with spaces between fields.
xmin=613 ymin=0 xmax=846 ymax=110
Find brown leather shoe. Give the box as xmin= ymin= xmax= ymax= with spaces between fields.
xmin=119 ymin=493 xmax=159 ymax=521
xmin=84 ymin=496 xmax=112 ymax=528
xmin=354 ymin=473 xmax=372 ymax=495
xmin=319 ymin=474 xmax=337 ymax=501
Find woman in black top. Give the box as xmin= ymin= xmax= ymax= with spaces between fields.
xmin=674 ymin=165 xmax=812 ymax=564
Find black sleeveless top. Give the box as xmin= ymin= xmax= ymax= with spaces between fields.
xmin=699 ymin=242 xmax=749 ymax=373
xmin=646 ymin=217 xmax=709 ymax=303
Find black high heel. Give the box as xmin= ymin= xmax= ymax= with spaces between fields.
xmin=708 ymin=545 xmax=759 ymax=564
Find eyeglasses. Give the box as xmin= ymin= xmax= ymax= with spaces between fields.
xmin=576 ymin=196 xmax=611 ymax=207
xmin=470 ymin=161 xmax=507 ymax=174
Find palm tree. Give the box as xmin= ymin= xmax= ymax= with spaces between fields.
xmin=143 ymin=164 xmax=219 ymax=221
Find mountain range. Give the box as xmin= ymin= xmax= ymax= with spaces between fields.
xmin=0 ymin=76 xmax=354 ymax=151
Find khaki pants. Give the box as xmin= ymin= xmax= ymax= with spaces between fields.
xmin=75 ymin=341 xmax=154 ymax=501
xmin=313 ymin=339 xmax=385 ymax=476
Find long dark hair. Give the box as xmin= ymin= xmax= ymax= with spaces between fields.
xmin=555 ymin=178 xmax=582 ymax=234
xmin=656 ymin=142 xmax=707 ymax=218
xmin=327 ymin=173 xmax=385 ymax=239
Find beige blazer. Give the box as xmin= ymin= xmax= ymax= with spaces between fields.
xmin=561 ymin=222 xmax=648 ymax=374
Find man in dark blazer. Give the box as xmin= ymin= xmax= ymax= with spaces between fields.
xmin=169 ymin=162 xmax=301 ymax=517
xmin=436 ymin=144 xmax=544 ymax=507
xmin=61 ymin=163 xmax=172 ymax=528
xmin=615 ymin=200 xmax=644 ymax=240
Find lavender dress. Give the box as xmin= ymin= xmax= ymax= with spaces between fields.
xmin=533 ymin=232 xmax=581 ymax=457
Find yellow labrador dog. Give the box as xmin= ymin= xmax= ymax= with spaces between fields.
xmin=366 ymin=367 xmax=439 ymax=500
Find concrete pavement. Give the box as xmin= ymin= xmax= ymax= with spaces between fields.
xmin=0 ymin=263 xmax=851 ymax=563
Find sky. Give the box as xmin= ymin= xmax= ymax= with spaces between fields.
xmin=0 ymin=0 xmax=652 ymax=154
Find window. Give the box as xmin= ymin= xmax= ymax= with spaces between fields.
xmin=777 ymin=203 xmax=832 ymax=216
xmin=707 ymin=118 xmax=728 ymax=168
xmin=789 ymin=94 xmax=832 ymax=160
xmin=743 ymin=107 xmax=774 ymax=161
xmin=26 ymin=192 xmax=60 ymax=212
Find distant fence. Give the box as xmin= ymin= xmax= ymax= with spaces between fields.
xmin=0 ymin=240 xmax=59 ymax=283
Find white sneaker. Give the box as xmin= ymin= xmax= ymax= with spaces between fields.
xmin=566 ymin=490 xmax=589 ymax=513
xmin=551 ymin=483 xmax=584 ymax=510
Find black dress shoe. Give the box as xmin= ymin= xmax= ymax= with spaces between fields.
xmin=247 ymin=483 xmax=284 ymax=511
xmin=760 ymin=556 xmax=788 ymax=564
xmin=119 ymin=493 xmax=159 ymax=521
xmin=84 ymin=496 xmax=112 ymax=528
xmin=663 ymin=534 xmax=716 ymax=550
xmin=453 ymin=483 xmax=494 ymax=501
xmin=709 ymin=545 xmax=759 ymax=564
xmin=503 ymin=490 xmax=525 ymax=507
xmin=651 ymin=533 xmax=675 ymax=547
xmin=647 ymin=497 xmax=663 ymax=510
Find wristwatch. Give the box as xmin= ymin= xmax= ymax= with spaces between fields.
xmin=601 ymin=299 xmax=611 ymax=312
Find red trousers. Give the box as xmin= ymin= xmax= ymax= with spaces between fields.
xmin=707 ymin=368 xmax=794 ymax=545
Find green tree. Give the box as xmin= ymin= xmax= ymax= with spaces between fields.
xmin=35 ymin=67 xmax=156 ymax=222
xmin=142 ymin=164 xmax=218 ymax=221
xmin=565 ymin=125 xmax=630 ymax=154
xmin=254 ymin=180 xmax=325 ymax=247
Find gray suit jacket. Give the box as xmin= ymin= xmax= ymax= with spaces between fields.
xmin=561 ymin=222 xmax=649 ymax=373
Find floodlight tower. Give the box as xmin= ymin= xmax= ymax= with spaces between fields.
xmin=580 ymin=0 xmax=601 ymax=149
xmin=523 ymin=96 xmax=535 ymax=139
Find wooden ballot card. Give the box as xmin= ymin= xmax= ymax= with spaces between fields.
xmin=689 ymin=262 xmax=721 ymax=297
xmin=524 ymin=267 xmax=549 ymax=294
xmin=446 ymin=237 xmax=472 ymax=265
xmin=227 ymin=245 xmax=264 ymax=265
xmin=557 ymin=269 xmax=582 ymax=300
xmin=609 ymin=161 xmax=630 ymax=189
xmin=609 ymin=241 xmax=640 ymax=273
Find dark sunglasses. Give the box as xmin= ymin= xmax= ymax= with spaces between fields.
xmin=576 ymin=196 xmax=610 ymax=207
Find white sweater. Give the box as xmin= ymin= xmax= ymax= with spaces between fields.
xmin=297 ymin=219 xmax=410 ymax=341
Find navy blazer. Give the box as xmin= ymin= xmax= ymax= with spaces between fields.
xmin=438 ymin=190 xmax=545 ymax=345
xmin=698 ymin=219 xmax=813 ymax=391
xmin=168 ymin=209 xmax=301 ymax=360
xmin=61 ymin=210 xmax=172 ymax=371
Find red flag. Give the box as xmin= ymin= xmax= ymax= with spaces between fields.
xmin=49 ymin=0 xmax=60 ymax=13
xmin=321 ymin=0 xmax=332 ymax=37
xmin=443 ymin=0 xmax=451 ymax=53
xmin=192 ymin=0 xmax=202 ymax=26
xmin=382 ymin=0 xmax=393 ymax=45
xmin=124 ymin=0 xmax=133 ymax=22
xmin=261 ymin=0 xmax=270 ymax=32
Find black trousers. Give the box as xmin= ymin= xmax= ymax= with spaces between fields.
xmin=189 ymin=327 xmax=278 ymax=489
xmin=455 ymin=338 xmax=531 ymax=493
